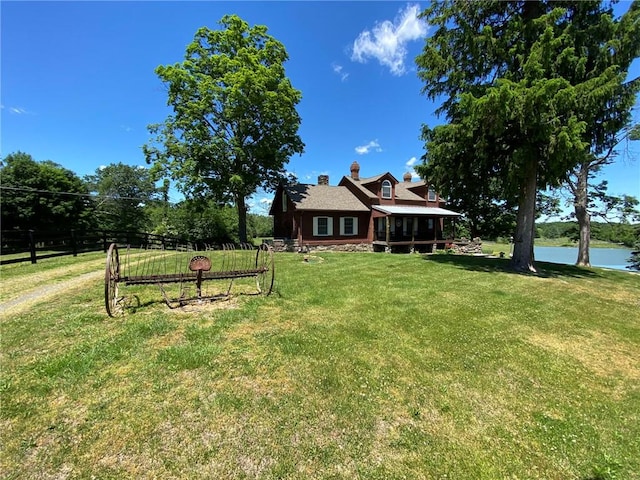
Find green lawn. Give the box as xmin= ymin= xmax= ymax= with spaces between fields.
xmin=1 ymin=251 xmax=639 ymax=479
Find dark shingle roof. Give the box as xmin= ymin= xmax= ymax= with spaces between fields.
xmin=340 ymin=175 xmax=378 ymax=200
xmin=284 ymin=184 xmax=369 ymax=212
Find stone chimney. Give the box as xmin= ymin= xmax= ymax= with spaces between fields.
xmin=350 ymin=161 xmax=360 ymax=181
xmin=318 ymin=174 xmax=329 ymax=185
xmin=403 ymin=172 xmax=412 ymax=182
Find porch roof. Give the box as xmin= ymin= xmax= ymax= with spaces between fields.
xmin=372 ymin=205 xmax=461 ymax=217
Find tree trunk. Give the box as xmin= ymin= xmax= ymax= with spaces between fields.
xmin=574 ymin=162 xmax=591 ymax=267
xmin=511 ymin=158 xmax=538 ymax=272
xmin=236 ymin=195 xmax=248 ymax=244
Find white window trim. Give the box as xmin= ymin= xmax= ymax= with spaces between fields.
xmin=340 ymin=217 xmax=358 ymax=236
xmin=381 ymin=180 xmax=392 ymax=199
xmin=313 ymin=216 xmax=333 ymax=236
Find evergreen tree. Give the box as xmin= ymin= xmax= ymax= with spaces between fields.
xmin=416 ymin=0 xmax=640 ymax=272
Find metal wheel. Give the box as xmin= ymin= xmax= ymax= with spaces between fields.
xmin=255 ymin=244 xmax=274 ymax=295
xmin=105 ymin=243 xmax=120 ymax=316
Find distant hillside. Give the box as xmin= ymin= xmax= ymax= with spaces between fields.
xmin=536 ymin=221 xmax=638 ymax=248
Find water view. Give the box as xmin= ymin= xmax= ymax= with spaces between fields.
xmin=534 ymin=246 xmax=635 ymax=271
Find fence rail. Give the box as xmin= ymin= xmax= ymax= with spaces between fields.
xmin=0 ymin=229 xmax=191 ymax=265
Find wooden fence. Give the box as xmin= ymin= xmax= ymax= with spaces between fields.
xmin=0 ymin=230 xmax=191 ymax=265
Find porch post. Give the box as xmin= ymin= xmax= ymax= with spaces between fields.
xmin=386 ymin=216 xmax=391 ymax=244
xmin=433 ymin=218 xmax=438 ymax=253
xmin=410 ymin=216 xmax=416 ymax=253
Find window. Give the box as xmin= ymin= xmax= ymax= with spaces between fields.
xmin=340 ymin=217 xmax=358 ymax=236
xmin=282 ymin=192 xmax=287 ymax=212
xmin=428 ymin=187 xmax=437 ymax=202
xmin=313 ymin=216 xmax=333 ymax=236
xmin=381 ymin=180 xmax=392 ymax=199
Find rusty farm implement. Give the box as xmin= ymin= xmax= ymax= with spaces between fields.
xmin=104 ymin=242 xmax=274 ymax=316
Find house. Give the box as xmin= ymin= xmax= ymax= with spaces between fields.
xmin=269 ymin=161 xmax=461 ymax=252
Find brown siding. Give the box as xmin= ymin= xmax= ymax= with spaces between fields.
xmin=299 ymin=212 xmax=370 ymax=245
xmin=272 ymin=188 xmax=296 ymax=238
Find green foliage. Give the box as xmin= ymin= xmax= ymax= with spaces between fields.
xmin=151 ymin=197 xmax=273 ymax=244
xmin=144 ymin=14 xmax=304 ymax=242
xmin=84 ymin=163 xmax=159 ymax=233
xmin=536 ymin=221 xmax=639 ymax=248
xmin=155 ymin=199 xmax=238 ymax=244
xmin=415 ymin=1 xmax=640 ymax=271
xmin=0 ymin=152 xmax=94 ymax=232
xmin=629 ymin=231 xmax=640 ymax=271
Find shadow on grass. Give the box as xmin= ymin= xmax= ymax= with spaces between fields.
xmin=423 ymin=254 xmax=602 ymax=279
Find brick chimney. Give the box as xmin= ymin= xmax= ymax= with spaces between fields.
xmin=403 ymin=172 xmax=412 ymax=182
xmin=318 ymin=174 xmax=329 ymax=185
xmin=350 ymin=161 xmax=360 ymax=181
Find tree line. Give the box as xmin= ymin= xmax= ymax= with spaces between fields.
xmin=0 ymin=152 xmax=273 ymax=244
xmin=536 ymin=221 xmax=638 ymax=247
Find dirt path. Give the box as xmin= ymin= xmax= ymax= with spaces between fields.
xmin=0 ymin=270 xmax=103 ymax=317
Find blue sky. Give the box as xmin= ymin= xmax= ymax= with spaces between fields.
xmin=2 ymin=1 xmax=639 ymax=215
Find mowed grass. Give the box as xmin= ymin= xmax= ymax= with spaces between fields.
xmin=1 ymin=252 xmax=639 ymax=479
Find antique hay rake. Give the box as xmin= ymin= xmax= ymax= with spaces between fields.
xmin=104 ymin=242 xmax=274 ymax=316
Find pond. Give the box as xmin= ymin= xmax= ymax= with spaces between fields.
xmin=533 ymin=246 xmax=635 ymax=271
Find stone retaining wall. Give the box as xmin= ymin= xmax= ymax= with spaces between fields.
xmin=271 ymin=239 xmax=373 ymax=253
xmin=271 ymin=238 xmax=482 ymax=254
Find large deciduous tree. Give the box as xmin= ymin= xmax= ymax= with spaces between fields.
xmin=0 ymin=152 xmax=93 ymax=232
xmin=144 ymin=14 xmax=304 ymax=243
xmin=415 ymin=0 xmax=639 ymax=272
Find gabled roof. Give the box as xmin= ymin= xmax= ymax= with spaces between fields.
xmin=394 ymin=182 xmax=427 ymax=202
xmin=359 ymin=172 xmax=399 ymax=185
xmin=284 ymin=184 xmax=369 ymax=212
xmin=339 ymin=175 xmax=378 ymax=200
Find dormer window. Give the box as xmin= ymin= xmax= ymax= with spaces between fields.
xmin=381 ymin=180 xmax=392 ymax=199
xmin=428 ymin=187 xmax=437 ymax=202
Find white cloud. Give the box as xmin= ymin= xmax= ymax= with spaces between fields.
xmin=355 ymin=140 xmax=382 ymax=155
xmin=331 ymin=62 xmax=350 ymax=82
xmin=8 ymin=106 xmax=33 ymax=115
xmin=404 ymin=156 xmax=422 ymax=179
xmin=351 ymin=3 xmax=427 ymax=76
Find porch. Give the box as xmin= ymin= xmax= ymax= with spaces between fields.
xmin=371 ymin=205 xmax=462 ymax=253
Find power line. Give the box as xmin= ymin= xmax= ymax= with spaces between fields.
xmin=0 ymin=185 xmax=170 ymax=203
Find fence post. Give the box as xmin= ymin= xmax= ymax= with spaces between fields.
xmin=71 ymin=229 xmax=78 ymax=257
xmin=29 ymin=230 xmax=37 ymax=264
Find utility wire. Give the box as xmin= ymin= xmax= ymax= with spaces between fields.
xmin=0 ymin=185 xmax=181 ymax=203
